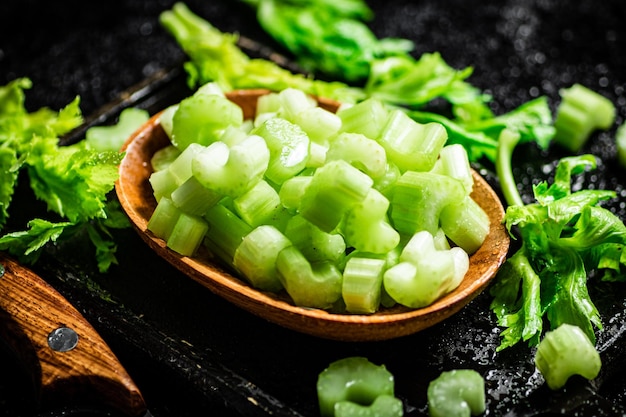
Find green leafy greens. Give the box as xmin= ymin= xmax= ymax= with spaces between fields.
xmin=0 ymin=78 xmax=130 ymax=272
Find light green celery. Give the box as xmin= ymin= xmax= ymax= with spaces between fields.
xmin=431 ymin=144 xmax=473 ymax=193
xmin=151 ymin=144 xmax=181 ymax=172
xmin=85 ymin=107 xmax=149 ymax=152
xmin=276 ymin=245 xmax=343 ymax=309
xmin=256 ymin=92 xmax=281 ymax=116
xmin=293 ymin=106 xmax=342 ymax=143
xmin=192 ymin=135 xmax=270 ymax=197
xmin=218 ymin=125 xmax=250 ymax=147
xmin=342 ymin=188 xmax=399 ymax=254
xmin=159 ymin=104 xmax=179 ymax=140
xmin=171 ymin=91 xmax=244 ymax=150
xmin=277 ymin=87 xmax=315 ymax=122
xmin=279 ymin=175 xmax=312 ymax=212
xmin=326 ymin=132 xmax=387 ymax=179
xmin=390 ymin=171 xmax=466 ymax=236
xmin=170 ymin=176 xmax=222 ymax=216
xmin=372 ymin=162 xmax=401 ymax=198
xmin=307 ymin=141 xmax=328 ymax=168
xmin=149 ymin=169 xmax=179 ymax=202
xmin=203 ymin=204 xmax=253 ymax=265
xmin=616 ymin=122 xmax=626 ymax=168
xmin=553 ymin=83 xmax=616 ymax=152
xmin=167 ymin=142 xmax=205 ymax=185
xmin=427 ymin=370 xmax=486 ymax=417
xmin=335 ymin=395 xmax=403 ymax=417
xmin=534 ymin=323 xmax=601 ymax=390
xmin=440 ymin=196 xmax=490 ymax=255
xmin=377 ymin=109 xmax=447 ymax=172
xmin=233 ymin=179 xmax=283 ymax=227
xmin=252 ymin=117 xmax=310 ymax=184
xmin=338 ymin=98 xmax=389 ymax=140
xmin=284 ymin=214 xmax=346 ymax=264
xmin=233 ymin=225 xmax=292 ymax=291
xmin=495 ymin=128 xmax=524 ymax=207
xmin=317 ymin=357 xmax=397 ymax=417
xmin=167 ymin=212 xmax=209 ymax=256
xmin=300 ymin=160 xmax=373 ymax=233
xmin=147 ymin=197 xmax=181 ymax=241
xmin=342 ymin=256 xmax=386 ymax=314
xmin=383 ymin=231 xmax=468 ymax=308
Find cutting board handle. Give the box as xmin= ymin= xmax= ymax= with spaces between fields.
xmin=0 ymin=252 xmax=147 ymax=416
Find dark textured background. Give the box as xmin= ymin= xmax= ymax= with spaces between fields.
xmin=1 ymin=1 xmax=626 ymax=416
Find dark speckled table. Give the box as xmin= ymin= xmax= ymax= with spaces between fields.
xmin=1 ymin=1 xmax=626 ymax=415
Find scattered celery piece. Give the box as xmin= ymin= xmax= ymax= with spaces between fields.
xmin=86 ymin=107 xmax=149 ymax=152
xmin=427 ymin=369 xmax=485 ymax=417
xmin=317 ymin=357 xmax=399 ymax=417
xmin=617 ymin=122 xmax=626 ymax=168
xmin=166 ymin=212 xmax=209 ymax=256
xmin=334 ymin=395 xmax=403 ymax=417
xmin=534 ymin=323 xmax=601 ymax=390
xmin=325 ymin=132 xmax=387 ymax=178
xmin=342 ymin=256 xmax=386 ymax=314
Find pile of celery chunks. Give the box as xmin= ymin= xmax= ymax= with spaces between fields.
xmin=146 ymin=83 xmax=490 ymax=313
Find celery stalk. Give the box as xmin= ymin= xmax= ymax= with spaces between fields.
xmin=326 ymin=132 xmax=387 ymax=179
xmin=342 ymin=256 xmax=386 ymax=314
xmin=440 ymin=196 xmax=490 ymax=255
xmin=167 ymin=212 xmax=209 ymax=256
xmin=427 ymin=369 xmax=485 ymax=417
xmin=203 ymin=204 xmax=252 ymax=265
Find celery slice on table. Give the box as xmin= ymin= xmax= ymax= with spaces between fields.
xmin=342 ymin=256 xmax=386 ymax=314
xmin=147 ymin=197 xmax=181 ymax=242
xmin=377 ymin=109 xmax=447 ymax=172
xmin=252 ymin=117 xmax=310 ymax=184
xmin=427 ymin=369 xmax=485 ymax=417
xmin=300 ymin=160 xmax=373 ymax=233
xmin=166 ymin=212 xmax=209 ymax=256
xmin=325 ymin=132 xmax=387 ymax=179
xmin=284 ymin=214 xmax=346 ymax=264
xmin=534 ymin=323 xmax=601 ymax=390
xmin=86 ymin=107 xmax=149 ymax=152
xmin=293 ymin=106 xmax=342 ymax=144
xmin=616 ymin=122 xmax=626 ymax=168
xmin=439 ymin=195 xmax=490 ymax=255
xmin=233 ymin=225 xmax=292 ymax=292
xmin=275 ymin=245 xmax=342 ymax=309
xmin=337 ymin=98 xmax=389 ymax=140
xmin=390 ymin=171 xmax=466 ymax=236
xmin=334 ymin=395 xmax=403 ymax=417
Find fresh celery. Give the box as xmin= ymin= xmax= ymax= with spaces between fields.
xmin=325 ymin=132 xmax=387 ymax=179
xmin=427 ymin=369 xmax=485 ymax=417
xmin=233 ymin=179 xmax=282 ymax=228
xmin=203 ymin=204 xmax=252 ymax=265
xmin=151 ymin=144 xmax=181 ymax=172
xmin=147 ymin=197 xmax=181 ymax=242
xmin=337 ymin=98 xmax=389 ymax=140
xmin=342 ymin=256 xmax=386 ymax=314
xmin=284 ymin=214 xmax=346 ymax=264
xmin=534 ymin=323 xmax=601 ymax=390
xmin=85 ymin=107 xmax=149 ymax=152
xmin=617 ymin=122 xmax=626 ymax=168
xmin=439 ymin=196 xmax=490 ymax=255
xmin=170 ymin=176 xmax=222 ymax=216
xmin=166 ymin=212 xmax=209 ymax=256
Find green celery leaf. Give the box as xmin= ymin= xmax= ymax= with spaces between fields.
xmin=0 ymin=218 xmax=73 ymax=264
xmin=0 ymin=147 xmax=19 ymax=228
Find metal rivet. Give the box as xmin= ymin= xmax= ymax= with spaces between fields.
xmin=0 ymin=263 xmax=4 ymax=278
xmin=48 ymin=327 xmax=79 ymax=352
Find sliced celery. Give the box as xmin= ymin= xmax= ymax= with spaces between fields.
xmin=617 ymin=122 xmax=626 ymax=168
xmin=293 ymin=106 xmax=342 ymax=143
xmin=192 ymin=135 xmax=270 ymax=197
xmin=440 ymin=196 xmax=490 ymax=255
xmin=256 ymin=92 xmax=281 ymax=116
xmin=252 ymin=117 xmax=310 ymax=184
xmin=372 ymin=162 xmax=401 ymax=198
xmin=390 ymin=171 xmax=466 ymax=236
xmin=233 ymin=179 xmax=283 ymax=227
xmin=427 ymin=369 xmax=485 ymax=417
xmin=342 ymin=256 xmax=386 ymax=314
xmin=276 ymin=245 xmax=342 ymax=309
xmin=277 ymin=87 xmax=315 ymax=122
xmin=170 ymin=176 xmax=221 ymax=216
xmin=278 ymin=175 xmax=312 ymax=212
xmin=335 ymin=395 xmax=403 ymax=417
xmin=166 ymin=212 xmax=209 ymax=256
xmin=284 ymin=214 xmax=346 ymax=264
xmin=203 ymin=204 xmax=252 ymax=265
xmin=167 ymin=142 xmax=205 ymax=185
xmin=147 ymin=197 xmax=181 ymax=241
xmin=149 ymin=169 xmax=179 ymax=202
xmin=300 ymin=160 xmax=373 ymax=233
xmin=85 ymin=107 xmax=149 ymax=152
xmin=337 ymin=98 xmax=389 ymax=140
xmin=326 ymin=132 xmax=387 ymax=179
xmin=377 ymin=109 xmax=447 ymax=172
xmin=233 ymin=225 xmax=292 ymax=291
xmin=151 ymin=144 xmax=181 ymax=172
xmin=431 ymin=144 xmax=474 ymax=194
xmin=158 ymin=104 xmax=179 ymax=140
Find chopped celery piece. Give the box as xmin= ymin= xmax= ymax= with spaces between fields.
xmin=256 ymin=92 xmax=281 ymax=116
xmin=383 ymin=231 xmax=468 ymax=308
xmin=335 ymin=395 xmax=403 ymax=417
xmin=219 ymin=125 xmax=250 ymax=147
xmin=277 ymin=87 xmax=315 ymax=122
xmin=326 ymin=132 xmax=387 ymax=179
xmin=252 ymin=117 xmax=310 ymax=184
xmin=167 ymin=142 xmax=205 ymax=185
xmin=377 ymin=109 xmax=447 ymax=172
xmin=372 ymin=162 xmax=401 ymax=198
xmin=284 ymin=214 xmax=346 ymax=264
xmin=166 ymin=212 xmax=209 ymax=256
xmin=233 ymin=179 xmax=283 ymax=228
xmin=86 ymin=107 xmax=149 ymax=152
xmin=149 ymin=169 xmax=179 ymax=202
xmin=338 ymin=98 xmax=389 ymax=140
xmin=440 ymin=196 xmax=490 ymax=255
xmin=300 ymin=160 xmax=373 ymax=233
xmin=342 ymin=256 xmax=386 ymax=314
xmin=317 ymin=357 xmax=397 ymax=417
xmin=203 ymin=204 xmax=253 ymax=265
xmin=147 ymin=197 xmax=181 ymax=241
xmin=192 ymin=135 xmax=270 ymax=197
xmin=553 ymin=83 xmax=616 ymax=152
xmin=616 ymin=122 xmax=626 ymax=168
xmin=431 ymin=144 xmax=473 ymax=194
xmin=233 ymin=225 xmax=291 ymax=292
xmin=307 ymin=141 xmax=329 ymax=168
xmin=293 ymin=106 xmax=342 ymax=143
xmin=276 ymin=245 xmax=342 ymax=309
xmin=427 ymin=369 xmax=485 ymax=417
xmin=390 ymin=171 xmax=466 ymax=236
xmin=279 ymin=175 xmax=312 ymax=212
xmin=151 ymin=144 xmax=181 ymax=172
xmin=342 ymin=188 xmax=399 ymax=254
xmin=534 ymin=323 xmax=601 ymax=390
xmin=159 ymin=104 xmax=179 ymax=140
xmin=171 ymin=92 xmax=244 ymax=150
xmin=170 ymin=176 xmax=221 ymax=216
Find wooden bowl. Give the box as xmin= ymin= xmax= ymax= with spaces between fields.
xmin=115 ymin=89 xmax=510 ymax=342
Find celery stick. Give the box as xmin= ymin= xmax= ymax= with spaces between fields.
xmin=85 ymin=107 xmax=149 ymax=152
xmin=440 ymin=196 xmax=490 ymax=255
xmin=293 ymin=106 xmax=342 ymax=143
xmin=284 ymin=214 xmax=346 ymax=264
xmin=342 ymin=256 xmax=386 ymax=314
xmin=256 ymin=92 xmax=281 ymax=116
xmin=170 ymin=176 xmax=222 ymax=216
xmin=151 ymin=144 xmax=181 ymax=172
xmin=252 ymin=117 xmax=310 ymax=184
xmin=300 ymin=160 xmax=373 ymax=233
xmin=307 ymin=141 xmax=328 ymax=168
xmin=342 ymin=188 xmax=400 ymax=254
xmin=372 ymin=162 xmax=401 ymax=198
xmin=616 ymin=122 xmax=626 ymax=168
xmin=167 ymin=142 xmax=205 ymax=185
xmin=390 ymin=171 xmax=466 ymax=236
xmin=167 ymin=212 xmax=209 ymax=256
xmin=337 ymin=98 xmax=389 ymax=140
xmin=192 ymin=135 xmax=270 ymax=197
xmin=335 ymin=395 xmax=403 ymax=417
xmin=277 ymin=87 xmax=315 ymax=122
xmin=378 ymin=109 xmax=447 ymax=172
xmin=276 ymin=245 xmax=343 ymax=309
xmin=147 ymin=197 xmax=181 ymax=241
xmin=149 ymin=169 xmax=179 ymax=202
xmin=279 ymin=175 xmax=312 ymax=212
xmin=203 ymin=204 xmax=252 ymax=265
xmin=427 ymin=369 xmax=486 ymax=417
xmin=431 ymin=144 xmax=474 ymax=193
xmin=158 ymin=104 xmax=179 ymax=140
xmin=326 ymin=132 xmax=387 ymax=179
xmin=233 ymin=225 xmax=292 ymax=291
xmin=233 ymin=179 xmax=283 ymax=228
